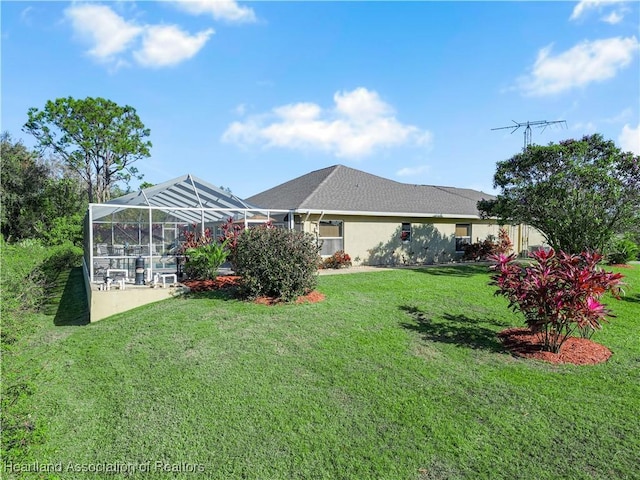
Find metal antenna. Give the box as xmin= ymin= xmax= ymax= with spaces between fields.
xmin=492 ymin=119 xmax=567 ymax=150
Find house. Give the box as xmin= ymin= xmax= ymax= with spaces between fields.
xmin=247 ymin=165 xmax=545 ymax=265
xmin=82 ymin=167 xmax=546 ymax=321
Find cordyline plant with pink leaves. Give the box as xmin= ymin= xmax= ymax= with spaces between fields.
xmin=489 ymin=249 xmax=624 ymax=353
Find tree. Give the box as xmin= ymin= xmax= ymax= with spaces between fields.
xmin=478 ymin=134 xmax=640 ymax=254
xmin=35 ymin=176 xmax=86 ymax=246
xmin=0 ymin=133 xmax=86 ymax=244
xmin=0 ymin=132 xmax=48 ymax=240
xmin=23 ymin=97 xmax=151 ymax=203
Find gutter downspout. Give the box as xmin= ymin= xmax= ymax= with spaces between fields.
xmin=316 ymin=211 xmax=325 ymax=249
xmin=518 ymin=223 xmax=522 ymax=256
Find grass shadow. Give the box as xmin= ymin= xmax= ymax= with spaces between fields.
xmin=620 ymin=294 xmax=640 ymax=304
xmin=409 ymin=264 xmax=490 ymax=277
xmin=399 ymin=305 xmax=503 ymax=352
xmin=49 ymin=267 xmax=90 ymax=326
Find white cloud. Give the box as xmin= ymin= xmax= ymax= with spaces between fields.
xmin=396 ymin=165 xmax=431 ymax=177
xmin=517 ymin=36 xmax=639 ymax=96
xmin=570 ymin=0 xmax=628 ymax=22
xmin=65 ymin=4 xmax=142 ymax=61
xmin=602 ymin=10 xmax=624 ymax=24
xmin=172 ymin=0 xmax=256 ymax=23
xmin=134 ymin=25 xmax=214 ymax=67
xmin=618 ymin=123 xmax=640 ymax=155
xmin=334 ymin=88 xmax=391 ymax=121
xmin=222 ymin=87 xmax=433 ymax=159
xmin=65 ymin=4 xmax=218 ymax=69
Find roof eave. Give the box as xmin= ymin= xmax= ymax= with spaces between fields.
xmin=293 ymin=208 xmax=491 ymax=220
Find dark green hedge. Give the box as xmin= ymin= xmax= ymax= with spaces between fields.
xmin=234 ymin=227 xmax=320 ymax=301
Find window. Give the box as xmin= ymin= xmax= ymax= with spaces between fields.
xmin=318 ymin=220 xmax=343 ymax=256
xmin=455 ymin=224 xmax=471 ymax=252
xmin=401 ymin=223 xmax=411 ymax=243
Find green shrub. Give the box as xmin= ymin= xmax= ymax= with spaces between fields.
xmin=607 ymin=236 xmax=639 ymax=265
xmin=184 ymin=241 xmax=229 ymax=280
xmin=235 ymin=226 xmax=320 ymax=301
xmin=37 ymin=213 xmax=84 ymax=247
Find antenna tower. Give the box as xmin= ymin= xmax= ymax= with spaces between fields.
xmin=492 ymin=119 xmax=567 ymax=150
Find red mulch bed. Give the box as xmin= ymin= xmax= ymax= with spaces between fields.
xmin=182 ymin=276 xmax=241 ymax=292
xmin=181 ymin=276 xmax=325 ymax=305
xmin=498 ymin=327 xmax=612 ymax=365
xmin=254 ymin=290 xmax=326 ymax=306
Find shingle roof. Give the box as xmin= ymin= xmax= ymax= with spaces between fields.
xmin=247 ymin=165 xmax=494 ymax=217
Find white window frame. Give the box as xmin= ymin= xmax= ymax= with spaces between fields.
xmin=318 ymin=220 xmax=344 ymax=256
xmin=455 ymin=224 xmax=471 ymax=252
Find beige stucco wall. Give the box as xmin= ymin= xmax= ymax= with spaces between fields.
xmin=298 ymin=214 xmax=547 ymax=265
xmin=87 ymin=283 xmax=187 ymax=322
xmin=497 ymin=224 xmax=547 ymax=255
xmin=83 ymin=256 xmax=189 ymax=322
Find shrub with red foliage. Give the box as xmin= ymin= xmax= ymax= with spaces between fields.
xmin=178 ymin=224 xmax=213 ymax=253
xmin=319 ymin=250 xmax=352 ymax=269
xmin=490 ymin=249 xmax=624 ymax=353
xmin=218 ymin=217 xmax=244 ymax=269
xmin=496 ymin=227 xmax=513 ymax=255
xmin=463 ymin=227 xmax=513 ymax=261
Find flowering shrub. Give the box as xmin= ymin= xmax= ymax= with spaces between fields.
xmin=490 ymin=249 xmax=624 ymax=353
xmin=234 ymin=226 xmax=320 ymax=301
xmin=319 ymin=251 xmax=352 ymax=269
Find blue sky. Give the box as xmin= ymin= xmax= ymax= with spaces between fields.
xmin=2 ymin=1 xmax=639 ymax=198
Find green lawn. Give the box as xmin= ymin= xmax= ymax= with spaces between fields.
xmin=2 ymin=264 xmax=639 ymax=479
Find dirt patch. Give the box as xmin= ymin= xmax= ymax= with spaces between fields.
xmin=182 ymin=276 xmax=325 ymax=305
xmin=498 ymin=327 xmax=612 ymax=365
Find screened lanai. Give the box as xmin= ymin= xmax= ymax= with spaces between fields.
xmin=83 ymin=174 xmax=293 ymax=284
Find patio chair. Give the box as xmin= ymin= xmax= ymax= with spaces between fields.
xmin=109 ymin=244 xmax=125 ymax=256
xmin=93 ymin=257 xmax=113 ymax=279
xmin=96 ymin=243 xmax=109 ymax=256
